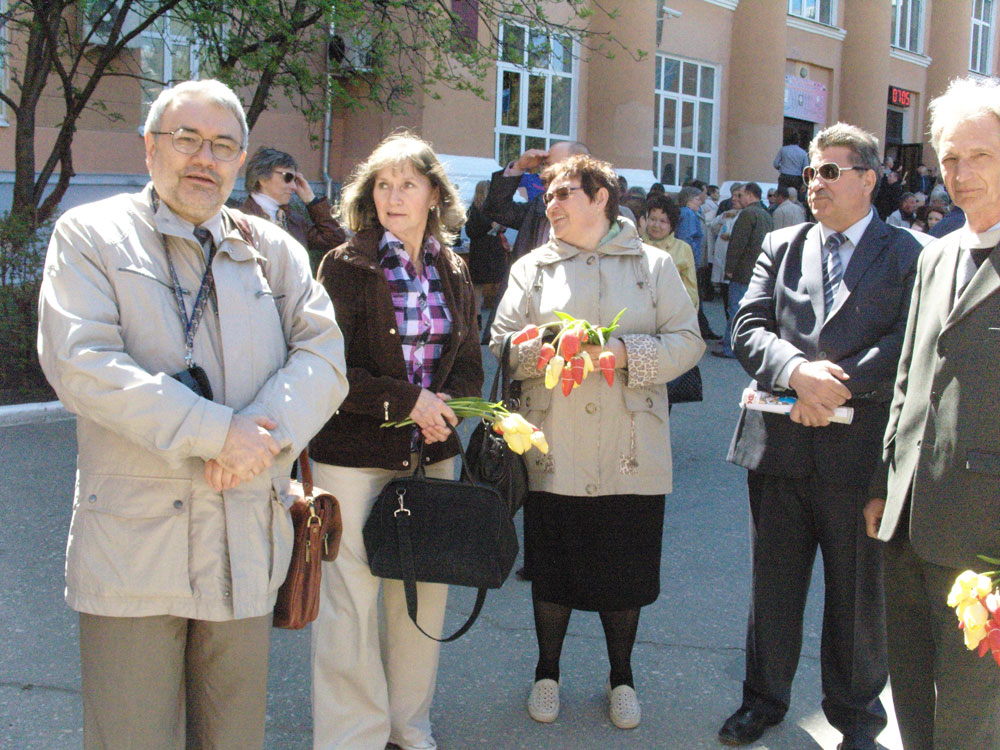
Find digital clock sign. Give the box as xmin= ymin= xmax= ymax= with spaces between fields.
xmin=888 ymin=86 xmax=913 ymax=108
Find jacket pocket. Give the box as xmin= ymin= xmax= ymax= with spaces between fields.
xmin=267 ymin=477 xmax=295 ymax=594
xmin=966 ymin=450 xmax=1000 ymax=476
xmin=67 ymin=474 xmax=193 ymax=598
xmin=623 ymin=386 xmax=669 ymax=422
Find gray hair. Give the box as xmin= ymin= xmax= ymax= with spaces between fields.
xmin=729 ymin=182 xmax=743 ymax=194
xmin=245 ymin=147 xmax=297 ymax=193
xmin=809 ymin=122 xmax=881 ymax=174
xmin=144 ymin=79 xmax=249 ymax=149
xmin=340 ymin=131 xmax=466 ymax=246
xmin=929 ymin=76 xmax=1000 ymax=154
xmin=677 ymin=186 xmax=702 ymax=208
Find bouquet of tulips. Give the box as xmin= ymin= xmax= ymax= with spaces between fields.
xmin=381 ymin=396 xmax=547 ymax=456
xmin=510 ymin=309 xmax=625 ymax=397
xmin=947 ymin=556 xmax=1000 ymax=664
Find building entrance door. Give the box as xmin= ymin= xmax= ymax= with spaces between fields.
xmin=783 ymin=117 xmax=814 ymax=149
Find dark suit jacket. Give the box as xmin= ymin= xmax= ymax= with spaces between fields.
xmin=874 ymin=233 xmax=1000 ymax=568
xmin=240 ymin=195 xmax=346 ymax=272
xmin=481 ymin=169 xmax=548 ymax=258
xmin=725 ymin=201 xmax=774 ymax=284
xmin=727 ymin=216 xmax=924 ymax=483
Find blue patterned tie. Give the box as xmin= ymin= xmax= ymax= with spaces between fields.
xmin=822 ymin=232 xmax=845 ymax=315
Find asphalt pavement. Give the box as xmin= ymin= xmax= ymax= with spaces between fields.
xmin=0 ymin=300 xmax=904 ymax=749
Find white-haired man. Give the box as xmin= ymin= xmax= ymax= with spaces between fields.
xmin=37 ymin=79 xmax=348 ymax=747
xmin=865 ymin=76 xmax=1000 ymax=750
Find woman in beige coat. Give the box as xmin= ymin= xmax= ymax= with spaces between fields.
xmin=491 ymin=155 xmax=704 ymax=730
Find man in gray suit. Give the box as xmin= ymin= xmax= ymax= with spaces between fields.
xmin=719 ymin=123 xmax=924 ymax=749
xmin=864 ymin=76 xmax=1000 ymax=750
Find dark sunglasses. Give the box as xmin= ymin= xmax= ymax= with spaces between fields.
xmin=802 ymin=163 xmax=870 ymax=183
xmin=275 ymin=170 xmax=296 ymax=183
xmin=542 ymin=186 xmax=584 ymax=205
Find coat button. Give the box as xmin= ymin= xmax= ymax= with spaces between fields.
xmin=389 ymin=328 xmax=396 ymax=335
xmin=424 ymin=456 xmax=431 ymax=463
xmin=173 ymin=499 xmax=184 ymax=510
xmin=818 ymin=351 xmax=827 ymax=359
xmin=402 ymin=460 xmax=409 ymax=467
xmin=585 ymin=402 xmax=597 ymax=414
xmin=224 ymin=591 xmax=231 ymax=598
xmin=525 ymin=396 xmax=532 ymax=408
xmin=645 ymin=397 xmax=653 ymax=407
xmin=586 ymin=255 xmax=596 ymax=265
xmin=88 ymin=494 xmax=97 ymax=503
xmin=586 ymin=483 xmax=597 ymax=495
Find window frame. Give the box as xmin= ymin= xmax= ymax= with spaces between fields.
xmin=0 ymin=0 xmax=8 ymax=125
xmin=890 ymin=0 xmax=925 ymax=54
xmin=652 ymin=54 xmax=719 ymax=189
xmin=137 ymin=7 xmax=203 ymax=128
xmin=494 ymin=19 xmax=578 ymax=167
xmin=971 ymin=0 xmax=996 ymax=75
xmin=786 ymin=0 xmax=836 ymax=27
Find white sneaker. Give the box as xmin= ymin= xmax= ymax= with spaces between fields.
xmin=527 ymin=678 xmax=559 ymax=723
xmin=607 ymin=681 xmax=641 ymax=729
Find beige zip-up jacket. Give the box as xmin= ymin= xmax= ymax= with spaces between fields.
xmin=37 ymin=185 xmax=348 ymax=620
xmin=490 ymin=220 xmax=705 ymax=497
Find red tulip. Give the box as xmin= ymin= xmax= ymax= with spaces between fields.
xmin=512 ymin=325 xmax=540 ymax=345
xmin=559 ymin=328 xmax=581 ymax=359
xmin=536 ymin=343 xmax=556 ymax=371
xmin=571 ymin=356 xmax=585 ymax=385
xmin=599 ymin=350 xmax=615 ymax=386
xmin=560 ymin=367 xmax=574 ymax=396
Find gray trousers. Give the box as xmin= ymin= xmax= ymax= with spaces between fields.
xmin=79 ymin=612 xmax=272 ymax=750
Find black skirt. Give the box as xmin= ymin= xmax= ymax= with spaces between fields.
xmin=525 ymin=490 xmax=665 ymax=611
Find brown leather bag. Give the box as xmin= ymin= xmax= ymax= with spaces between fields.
xmin=273 ymin=450 xmax=342 ymax=629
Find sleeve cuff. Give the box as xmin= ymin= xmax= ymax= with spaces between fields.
xmin=776 ymin=355 xmax=808 ymax=390
xmin=621 ymin=334 xmax=659 ymax=388
xmin=514 ymin=336 xmax=544 ymax=378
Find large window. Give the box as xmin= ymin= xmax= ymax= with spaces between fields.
xmin=971 ymin=0 xmax=996 ymax=74
xmin=495 ymin=21 xmax=576 ymax=167
xmin=653 ymin=55 xmax=717 ymax=187
xmin=138 ymin=9 xmax=202 ymax=121
xmin=891 ymin=0 xmax=924 ymax=53
xmin=787 ymin=0 xmax=834 ymax=26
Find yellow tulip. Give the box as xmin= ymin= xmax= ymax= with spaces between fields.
xmin=545 ymin=356 xmax=565 ymax=389
xmin=509 ymin=413 xmax=534 ymax=434
xmin=948 ymin=570 xmax=993 ymax=608
xmin=503 ymin=430 xmax=530 ymax=455
xmin=961 ymin=600 xmax=990 ymax=649
xmin=530 ymin=430 xmax=549 ymax=454
xmin=580 ymin=350 xmax=594 ymax=377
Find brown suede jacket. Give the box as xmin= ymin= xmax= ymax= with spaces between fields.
xmin=309 ymin=227 xmax=483 ymax=470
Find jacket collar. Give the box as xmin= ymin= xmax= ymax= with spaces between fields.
xmin=533 ymin=218 xmax=644 ymax=265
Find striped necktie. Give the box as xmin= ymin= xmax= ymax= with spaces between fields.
xmin=822 ymin=232 xmax=846 ymax=315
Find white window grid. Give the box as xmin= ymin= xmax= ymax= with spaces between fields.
xmin=890 ymin=0 xmax=924 ymax=54
xmin=971 ymin=0 xmax=996 ymax=74
xmin=787 ymin=0 xmax=835 ymax=26
xmin=653 ymin=54 xmax=718 ymax=188
xmin=138 ymin=9 xmax=202 ymax=125
xmin=494 ymin=20 xmax=577 ymax=167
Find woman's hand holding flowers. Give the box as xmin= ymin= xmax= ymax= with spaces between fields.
xmin=408 ymin=389 xmax=457 ymax=445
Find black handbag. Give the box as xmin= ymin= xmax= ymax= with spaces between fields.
xmin=362 ymin=427 xmax=519 ymax=642
xmin=466 ymin=332 xmax=529 ymax=516
xmin=667 ymin=364 xmax=703 ymax=404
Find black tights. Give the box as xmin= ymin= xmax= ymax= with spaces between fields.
xmin=533 ymin=599 xmax=641 ymax=689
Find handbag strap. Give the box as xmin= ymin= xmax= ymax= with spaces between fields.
xmin=413 ymin=424 xmax=476 ymax=483
xmin=393 ymin=503 xmax=489 ymax=642
xmin=486 ymin=332 xmax=517 ymax=405
xmin=298 ymin=448 xmax=314 ymax=498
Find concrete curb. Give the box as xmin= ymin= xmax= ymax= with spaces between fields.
xmin=0 ymin=400 xmax=73 ymax=427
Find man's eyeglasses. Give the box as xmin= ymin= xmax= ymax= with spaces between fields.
xmin=149 ymin=128 xmax=243 ymax=162
xmin=275 ymin=170 xmax=296 ymax=184
xmin=802 ymin=163 xmax=870 ymax=184
xmin=543 ymin=186 xmax=584 ymax=205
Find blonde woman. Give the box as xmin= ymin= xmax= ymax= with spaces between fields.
xmin=308 ymin=132 xmax=483 ymax=750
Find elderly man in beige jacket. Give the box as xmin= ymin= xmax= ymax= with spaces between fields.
xmin=37 ymin=79 xmax=348 ymax=749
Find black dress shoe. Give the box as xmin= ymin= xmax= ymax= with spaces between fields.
xmin=718 ymin=706 xmax=782 ymax=746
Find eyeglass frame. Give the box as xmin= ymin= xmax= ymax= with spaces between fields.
xmin=274 ymin=170 xmax=297 ymax=184
xmin=148 ymin=128 xmax=245 ymax=162
xmin=802 ymin=162 xmax=871 ymax=184
xmin=542 ymin=185 xmax=585 ymax=205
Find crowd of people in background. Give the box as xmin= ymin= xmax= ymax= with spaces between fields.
xmin=34 ymin=70 xmax=1000 ymax=750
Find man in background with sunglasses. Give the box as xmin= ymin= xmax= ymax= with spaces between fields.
xmin=719 ymin=123 xmax=925 ymax=750
xmin=37 ymin=79 xmax=348 ymax=748
xmin=240 ymin=146 xmax=346 ymax=273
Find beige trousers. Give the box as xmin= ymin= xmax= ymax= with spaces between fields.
xmin=310 ymin=458 xmax=454 ymax=750
xmin=78 ymin=612 xmax=272 ymax=750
